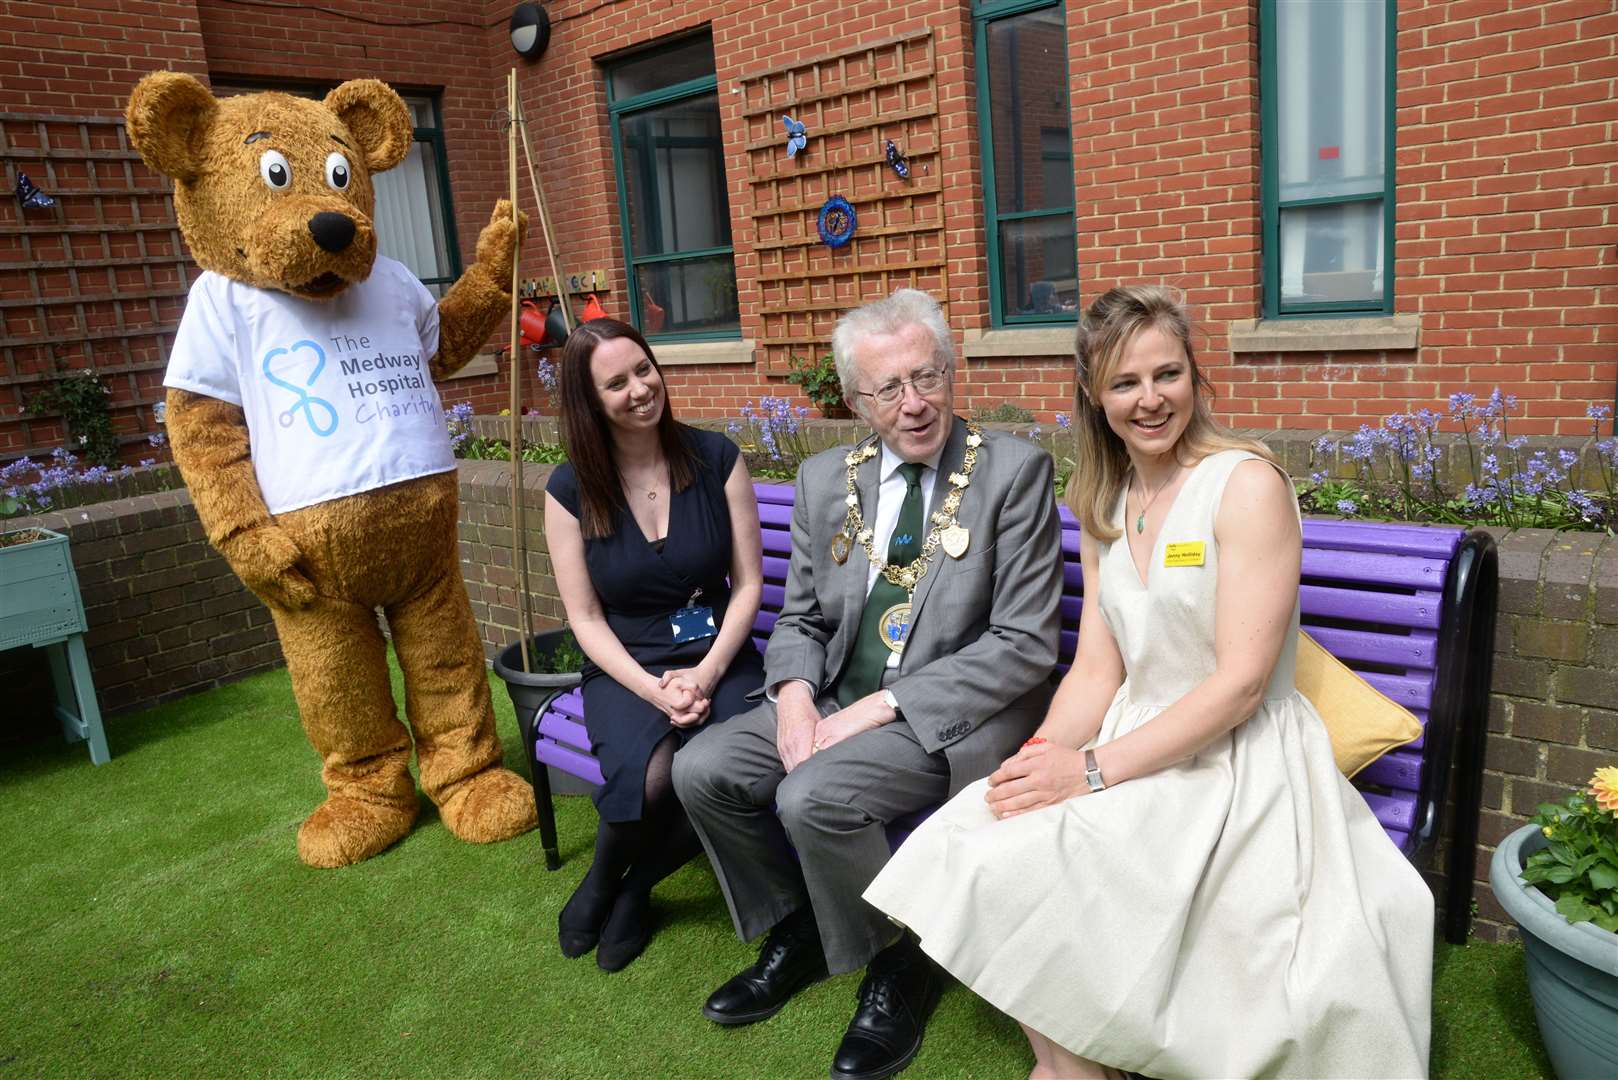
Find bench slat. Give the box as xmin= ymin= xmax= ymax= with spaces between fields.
xmin=1301 ymin=520 xmax=1463 ymax=559
xmin=1299 ymin=624 xmax=1440 ymax=672
xmin=1299 ymin=583 xmax=1443 ymax=629
xmin=1358 ymin=671 xmax=1434 ymax=712
xmin=1356 ymin=747 xmax=1424 ymax=792
xmin=536 ymin=741 xmax=605 ymax=786
xmin=1362 ymin=790 xmax=1417 ymax=833
xmin=1300 ymin=549 xmax=1452 ymax=591
xmin=538 ymin=710 xmax=589 ymax=751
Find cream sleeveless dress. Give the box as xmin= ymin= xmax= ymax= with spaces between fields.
xmin=864 ymin=450 xmax=1432 ymax=1079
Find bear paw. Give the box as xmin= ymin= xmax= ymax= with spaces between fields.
xmin=436 ymin=766 xmax=539 ymax=844
xmin=296 ymin=794 xmax=418 ymax=868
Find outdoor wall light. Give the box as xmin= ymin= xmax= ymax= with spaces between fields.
xmin=510 ymin=3 xmax=552 ymax=60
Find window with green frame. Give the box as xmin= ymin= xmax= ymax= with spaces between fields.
xmin=1260 ymin=0 xmax=1396 ymax=318
xmin=210 ymin=81 xmax=462 ymax=297
xmin=974 ymin=0 xmax=1077 ymax=327
xmin=606 ymin=34 xmax=739 ymax=340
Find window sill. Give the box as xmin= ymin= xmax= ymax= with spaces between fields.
xmin=444 ymin=352 xmax=500 ymax=380
xmin=648 ymin=339 xmax=756 ymax=366
xmin=962 ymin=326 xmax=1075 ymax=360
xmin=1228 ymin=315 xmax=1419 ymax=354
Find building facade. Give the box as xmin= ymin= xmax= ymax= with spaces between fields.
xmin=1 ymin=0 xmax=1613 ymax=465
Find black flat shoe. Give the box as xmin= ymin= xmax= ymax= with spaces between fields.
xmin=830 ymin=938 xmax=942 ymax=1080
xmin=596 ymin=891 xmax=654 ymax=973
xmin=557 ymin=878 xmax=616 ymax=959
xmin=702 ymin=910 xmax=827 ymax=1025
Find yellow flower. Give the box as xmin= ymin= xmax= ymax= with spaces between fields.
xmin=1542 ymin=825 xmax=1556 ymax=840
xmin=1590 ymin=766 xmax=1618 ymax=812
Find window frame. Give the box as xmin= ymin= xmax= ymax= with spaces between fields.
xmin=1259 ymin=0 xmax=1397 ymax=319
xmin=606 ymin=44 xmax=739 ymax=344
xmin=974 ymin=0 xmax=1078 ymax=329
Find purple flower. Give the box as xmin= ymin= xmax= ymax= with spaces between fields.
xmin=1335 ymin=499 xmax=1358 ymax=516
xmin=1056 ymin=412 xmax=1071 ymax=430
xmin=536 ymin=359 xmax=558 ymax=394
xmin=147 ymin=432 xmax=167 ymax=448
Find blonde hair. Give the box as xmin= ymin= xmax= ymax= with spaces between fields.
xmin=1065 ymin=285 xmax=1275 ymax=540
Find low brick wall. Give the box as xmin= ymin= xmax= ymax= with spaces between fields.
xmin=8 ymin=439 xmax=1615 ymax=945
xmin=8 ymin=488 xmax=280 ymax=718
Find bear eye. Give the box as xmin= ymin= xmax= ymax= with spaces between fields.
xmin=324 ymin=151 xmax=351 ymax=191
xmin=259 ymin=150 xmax=291 ymax=190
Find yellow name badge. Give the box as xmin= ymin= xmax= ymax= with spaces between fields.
xmin=1163 ymin=541 xmax=1206 ymax=568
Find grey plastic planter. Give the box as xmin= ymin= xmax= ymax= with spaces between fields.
xmin=493 ymin=629 xmax=590 ymax=797
xmin=1489 ymin=823 xmax=1618 ymax=1080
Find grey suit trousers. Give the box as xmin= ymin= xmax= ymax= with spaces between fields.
xmin=672 ymin=695 xmax=951 ymax=975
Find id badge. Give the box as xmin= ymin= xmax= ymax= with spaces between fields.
xmin=671 ymin=589 xmax=717 ymax=644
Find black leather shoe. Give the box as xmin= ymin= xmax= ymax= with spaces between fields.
xmin=702 ymin=911 xmax=828 ymax=1025
xmin=829 ymin=938 xmax=942 ymax=1080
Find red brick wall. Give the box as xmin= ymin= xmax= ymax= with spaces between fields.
xmin=2 ymin=0 xmax=1613 ymax=464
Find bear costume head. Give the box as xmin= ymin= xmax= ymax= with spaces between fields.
xmin=127 ymin=73 xmax=411 ymax=299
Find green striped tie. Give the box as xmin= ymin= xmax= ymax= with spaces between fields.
xmin=836 ymin=462 xmax=925 ymax=707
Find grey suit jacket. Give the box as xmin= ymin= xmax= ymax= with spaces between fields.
xmin=762 ymin=416 xmax=1064 ymax=795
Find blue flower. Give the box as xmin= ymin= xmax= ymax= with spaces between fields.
xmin=1335 ymin=499 xmax=1358 ymax=516
xmin=1056 ymin=412 xmax=1071 ymax=430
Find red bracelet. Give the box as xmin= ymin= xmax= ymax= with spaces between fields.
xmin=1022 ymin=736 xmax=1047 ymax=748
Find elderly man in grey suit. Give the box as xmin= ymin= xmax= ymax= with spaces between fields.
xmin=673 ymin=288 xmax=1063 ymax=1080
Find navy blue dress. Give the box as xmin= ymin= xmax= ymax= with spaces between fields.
xmin=546 ymin=427 xmax=765 ymax=822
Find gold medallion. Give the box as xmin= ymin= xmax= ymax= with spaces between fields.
xmin=941 ymin=523 xmax=969 ymax=559
xmin=830 ymin=531 xmax=852 ymax=564
xmin=878 ymin=602 xmax=913 ymax=654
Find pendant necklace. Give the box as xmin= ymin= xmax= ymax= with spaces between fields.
xmin=1133 ymin=469 xmax=1175 ymax=534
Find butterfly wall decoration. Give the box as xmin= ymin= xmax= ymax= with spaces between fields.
xmin=783 ymin=115 xmax=807 ymax=158
xmin=14 ymin=172 xmax=55 ymax=211
xmin=885 ymin=140 xmax=910 ymax=180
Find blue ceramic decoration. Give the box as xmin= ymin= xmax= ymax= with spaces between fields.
xmin=817 ymin=195 xmax=856 ymax=249
xmin=885 ymin=140 xmax=910 ymax=180
xmin=15 ymin=172 xmax=54 ymax=211
xmin=783 ymin=115 xmax=807 ymax=158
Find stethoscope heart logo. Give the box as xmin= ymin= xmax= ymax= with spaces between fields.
xmin=263 ymin=339 xmax=339 ymax=437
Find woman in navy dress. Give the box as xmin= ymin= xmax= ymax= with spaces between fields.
xmin=544 ymin=318 xmax=765 ymax=972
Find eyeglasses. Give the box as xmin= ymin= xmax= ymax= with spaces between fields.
xmin=856 ymin=366 xmax=949 ymax=407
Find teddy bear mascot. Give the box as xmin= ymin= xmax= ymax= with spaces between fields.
xmin=125 ymin=72 xmax=539 ymax=867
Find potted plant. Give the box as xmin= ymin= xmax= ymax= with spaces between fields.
xmin=494 ymin=627 xmax=588 ymax=795
xmin=1489 ymin=767 xmax=1618 ymax=1079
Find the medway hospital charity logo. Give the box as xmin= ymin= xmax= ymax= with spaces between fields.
xmin=262 ymin=333 xmax=435 ymax=439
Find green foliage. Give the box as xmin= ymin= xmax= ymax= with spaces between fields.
xmin=25 ymin=367 xmax=120 ymax=466
xmin=1520 ymin=780 xmax=1618 ymax=932
xmin=455 ymin=436 xmax=567 ymax=464
xmin=971 ymin=402 xmax=1036 ymax=424
xmin=784 ymin=352 xmax=846 ymax=417
xmin=528 ymin=631 xmax=586 ymax=674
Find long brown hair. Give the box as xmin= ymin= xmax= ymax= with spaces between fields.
xmin=1065 ymin=285 xmax=1275 ymax=540
xmin=557 ymin=318 xmax=696 ymax=539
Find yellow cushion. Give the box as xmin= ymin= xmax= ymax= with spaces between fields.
xmin=1295 ymin=629 xmax=1423 ymax=778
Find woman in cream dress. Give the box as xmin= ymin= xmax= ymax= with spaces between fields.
xmin=864 ymin=286 xmax=1431 ymax=1079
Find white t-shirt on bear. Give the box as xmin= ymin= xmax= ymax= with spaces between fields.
xmin=164 ymin=256 xmax=455 ymax=516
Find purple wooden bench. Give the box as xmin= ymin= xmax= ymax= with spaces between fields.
xmin=513 ymin=480 xmax=1497 ymax=944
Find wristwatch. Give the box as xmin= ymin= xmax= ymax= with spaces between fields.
xmin=1084 ymin=748 xmax=1106 ymax=792
xmin=881 ymin=688 xmax=902 ymax=720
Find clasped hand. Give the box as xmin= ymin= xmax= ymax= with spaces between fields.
xmin=985 ymin=740 xmax=1089 ymax=819
xmin=652 ymin=667 xmax=713 ymax=728
xmin=776 ymin=684 xmax=891 ymax=772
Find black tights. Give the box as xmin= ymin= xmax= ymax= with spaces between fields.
xmin=561 ymin=734 xmax=703 ymax=933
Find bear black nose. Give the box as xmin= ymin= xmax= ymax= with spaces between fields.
xmin=309 ymin=212 xmax=356 ymax=253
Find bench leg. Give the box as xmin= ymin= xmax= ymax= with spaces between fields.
xmin=512 ymin=691 xmax=566 ymax=872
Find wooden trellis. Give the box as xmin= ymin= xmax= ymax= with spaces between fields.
xmin=739 ymin=30 xmax=948 ymax=375
xmin=0 ymin=112 xmax=189 ymax=451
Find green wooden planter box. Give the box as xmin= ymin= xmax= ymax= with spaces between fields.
xmin=0 ymin=527 xmax=110 ymax=764
xmin=1 ymin=528 xmax=87 ymax=649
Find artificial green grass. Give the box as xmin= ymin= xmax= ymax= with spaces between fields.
xmin=2 ymin=663 xmax=1553 ymax=1079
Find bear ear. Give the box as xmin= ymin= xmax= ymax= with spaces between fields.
xmin=324 ymin=80 xmax=412 ymax=173
xmin=125 ymin=71 xmax=219 ymax=183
